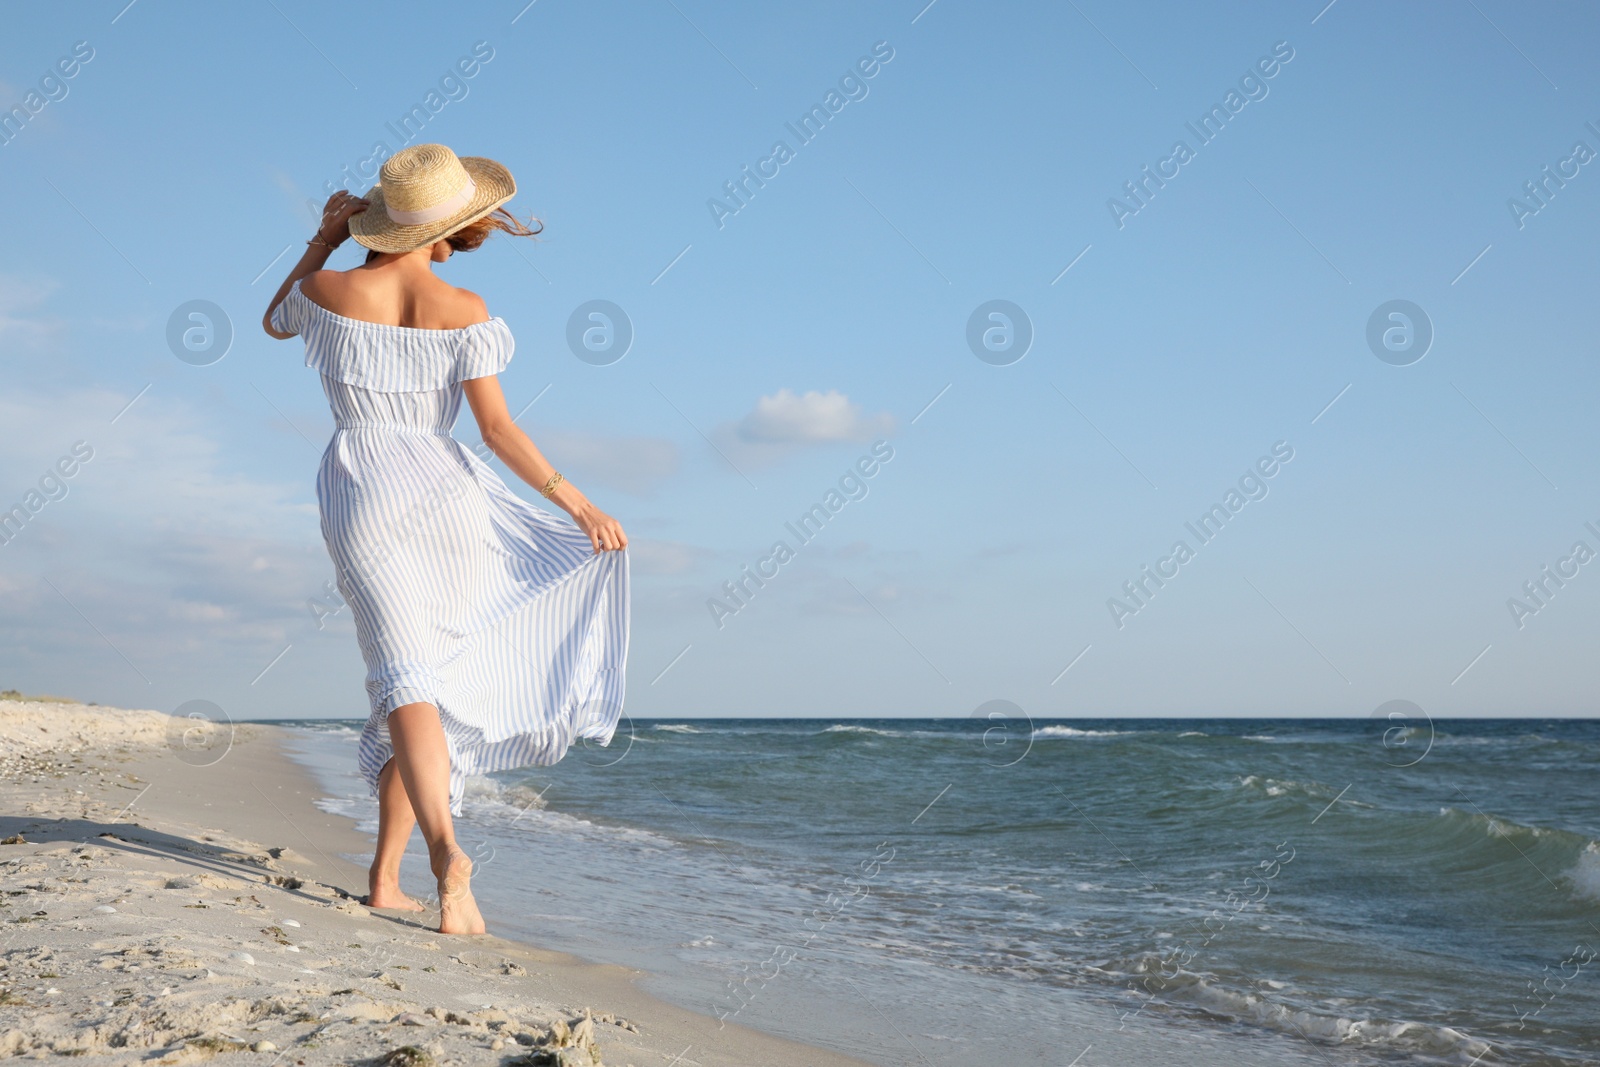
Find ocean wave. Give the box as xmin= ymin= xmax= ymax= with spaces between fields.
xmin=822 ymin=724 xmax=901 ymax=737
xmin=651 ymin=723 xmax=701 ymax=734
xmin=1031 ymin=726 xmax=1137 ymax=739
xmin=1566 ymin=842 xmax=1600 ymax=900
xmin=460 ymin=775 xmax=548 ymax=813
xmin=1421 ymin=807 xmax=1600 ymax=903
xmin=1101 ymin=954 xmax=1490 ymax=1061
xmin=1235 ymin=774 xmax=1353 ymax=802
xmin=1237 ymin=773 xmax=1295 ymax=798
xmin=284 ymin=721 xmax=363 ymax=739
xmin=311 ymin=793 xmax=377 ymax=835
xmin=1435 ymin=805 xmax=1573 ymax=845
xmin=468 ymin=796 xmax=680 ymax=850
xmin=1428 ymin=731 xmax=1561 ymax=749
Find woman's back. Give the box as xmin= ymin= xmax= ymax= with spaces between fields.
xmin=300 ymin=267 xmax=489 ymax=331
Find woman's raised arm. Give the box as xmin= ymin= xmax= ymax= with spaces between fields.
xmin=262 ymin=191 xmax=368 ymax=339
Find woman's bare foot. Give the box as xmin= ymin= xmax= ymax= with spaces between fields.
xmin=436 ymin=847 xmax=486 ymax=935
xmin=364 ymin=884 xmax=426 ymax=912
xmin=365 ymin=865 xmax=427 ymax=911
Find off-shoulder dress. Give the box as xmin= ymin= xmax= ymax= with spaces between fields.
xmin=271 ymin=278 xmax=629 ymax=812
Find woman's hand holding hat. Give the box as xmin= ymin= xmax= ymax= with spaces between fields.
xmin=312 ymin=190 xmax=371 ymax=250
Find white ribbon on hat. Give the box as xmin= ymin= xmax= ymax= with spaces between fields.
xmin=384 ymin=178 xmax=477 ymax=226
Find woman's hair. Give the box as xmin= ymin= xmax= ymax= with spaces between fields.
xmin=364 ymin=206 xmax=542 ymax=264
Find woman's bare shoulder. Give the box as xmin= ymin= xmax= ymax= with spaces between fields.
xmin=429 ymin=281 xmax=491 ymax=326
xmin=296 ymin=269 xmax=373 ymax=320
xmin=296 ymin=269 xmax=346 ymax=307
xmin=300 ymin=270 xmax=488 ymax=328
xmin=449 ymin=285 xmax=491 ymax=323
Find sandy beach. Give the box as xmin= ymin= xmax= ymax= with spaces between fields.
xmin=0 ymin=699 xmax=873 ymax=1067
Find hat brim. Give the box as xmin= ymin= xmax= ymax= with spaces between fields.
xmin=348 ymin=156 xmax=516 ymax=253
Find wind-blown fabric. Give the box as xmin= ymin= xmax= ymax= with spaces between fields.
xmin=272 ymin=278 xmax=629 ymax=812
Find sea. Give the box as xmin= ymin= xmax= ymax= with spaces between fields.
xmin=270 ymin=715 xmax=1600 ymax=1066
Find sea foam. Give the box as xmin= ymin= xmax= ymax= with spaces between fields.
xmin=1567 ymin=842 xmax=1600 ymax=900
xmin=1031 ymin=726 xmax=1136 ymax=739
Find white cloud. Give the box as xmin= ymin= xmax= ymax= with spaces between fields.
xmin=735 ymin=388 xmax=894 ymax=444
xmin=710 ymin=389 xmax=896 ymax=471
xmin=0 ymin=274 xmax=58 ymax=314
xmin=0 ymin=273 xmax=64 ymax=347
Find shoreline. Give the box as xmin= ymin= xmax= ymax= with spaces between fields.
xmin=0 ymin=699 xmax=876 ymax=1066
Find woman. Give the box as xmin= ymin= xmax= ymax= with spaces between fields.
xmin=263 ymin=143 xmax=630 ymax=935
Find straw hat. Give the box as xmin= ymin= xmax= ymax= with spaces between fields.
xmin=348 ymin=143 xmax=516 ymax=253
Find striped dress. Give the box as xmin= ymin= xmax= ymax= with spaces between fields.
xmin=271 ymin=278 xmax=629 ymax=813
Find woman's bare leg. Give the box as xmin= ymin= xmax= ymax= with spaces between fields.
xmin=386 ymin=701 xmax=486 ymax=935
xmin=365 ymin=757 xmax=425 ymax=911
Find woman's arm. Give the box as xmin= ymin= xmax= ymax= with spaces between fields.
xmin=460 ymin=375 xmax=629 ymax=554
xmin=262 ymin=191 xmax=369 ymax=339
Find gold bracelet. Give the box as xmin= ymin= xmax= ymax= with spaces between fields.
xmin=306 ymin=234 xmax=339 ymax=249
xmin=540 ymin=471 xmax=564 ymax=498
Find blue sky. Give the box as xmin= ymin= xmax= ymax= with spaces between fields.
xmin=2 ymin=0 xmax=1598 ymax=721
